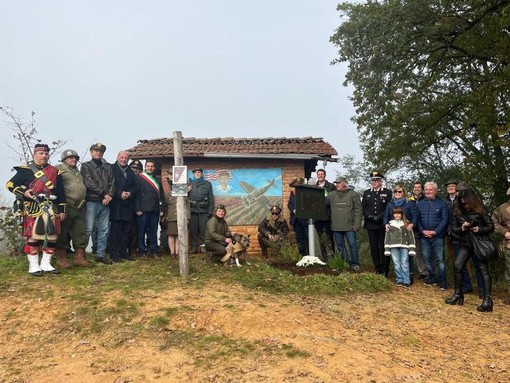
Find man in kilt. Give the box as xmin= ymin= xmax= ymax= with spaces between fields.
xmin=6 ymin=144 xmax=66 ymax=276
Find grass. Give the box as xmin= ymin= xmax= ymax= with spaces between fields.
xmin=231 ymin=262 xmax=391 ymax=295
xmin=0 ymin=252 xmax=391 ymax=354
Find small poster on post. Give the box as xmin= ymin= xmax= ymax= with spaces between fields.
xmin=172 ymin=166 xmax=188 ymax=196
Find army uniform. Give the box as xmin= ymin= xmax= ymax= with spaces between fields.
xmin=362 ymin=172 xmax=392 ymax=275
xmin=55 ymin=149 xmax=91 ymax=268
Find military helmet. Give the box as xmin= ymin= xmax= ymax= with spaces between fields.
xmin=60 ymin=149 xmax=80 ymax=161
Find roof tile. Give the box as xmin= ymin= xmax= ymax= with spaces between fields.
xmin=127 ymin=137 xmax=338 ymax=159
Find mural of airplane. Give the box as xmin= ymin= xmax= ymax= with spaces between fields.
xmin=239 ymin=176 xmax=281 ymax=209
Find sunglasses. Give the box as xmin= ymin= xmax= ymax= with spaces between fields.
xmin=271 ymin=213 xmax=280 ymax=216
xmin=394 ymin=190 xmax=404 ymax=194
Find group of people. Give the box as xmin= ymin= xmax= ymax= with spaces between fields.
xmin=7 ymin=145 xmax=510 ymax=312
xmin=5 ymin=143 xmax=215 ymax=274
xmin=311 ymin=171 xmax=510 ymax=312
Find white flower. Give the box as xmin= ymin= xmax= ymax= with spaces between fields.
xmin=296 ymin=256 xmax=326 ymax=267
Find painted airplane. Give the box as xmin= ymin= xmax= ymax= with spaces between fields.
xmin=239 ymin=176 xmax=281 ymax=209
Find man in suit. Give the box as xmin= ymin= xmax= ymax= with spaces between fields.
xmin=108 ymin=150 xmax=138 ymax=262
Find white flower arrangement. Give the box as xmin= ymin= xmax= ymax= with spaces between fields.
xmin=296 ymin=255 xmax=326 ymax=267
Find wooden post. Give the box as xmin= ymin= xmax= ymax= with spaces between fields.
xmin=173 ymin=131 xmax=189 ymax=277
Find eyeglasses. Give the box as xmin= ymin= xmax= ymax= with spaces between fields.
xmin=394 ymin=190 xmax=404 ymax=194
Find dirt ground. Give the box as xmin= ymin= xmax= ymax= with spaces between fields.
xmin=1 ymin=269 xmax=509 ymax=383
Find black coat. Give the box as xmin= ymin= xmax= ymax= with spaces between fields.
xmin=450 ymin=211 xmax=494 ymax=248
xmin=109 ymin=163 xmax=138 ymax=222
xmin=362 ymin=188 xmax=392 ymax=230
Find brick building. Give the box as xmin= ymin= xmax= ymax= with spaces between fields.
xmin=127 ymin=136 xmax=338 ymax=255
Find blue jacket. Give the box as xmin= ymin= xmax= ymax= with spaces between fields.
xmin=383 ymin=199 xmax=418 ymax=228
xmin=417 ymin=197 xmax=449 ymax=238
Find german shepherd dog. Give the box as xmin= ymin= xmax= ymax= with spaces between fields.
xmin=221 ymin=234 xmax=251 ymax=267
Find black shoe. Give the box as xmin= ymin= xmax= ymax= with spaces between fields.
xmin=95 ymin=257 xmax=112 ymax=265
xmin=29 ymin=271 xmax=44 ymax=277
xmin=418 ymin=274 xmax=428 ymax=280
xmin=477 ymin=297 xmax=493 ymax=312
xmin=424 ymin=280 xmax=437 ymax=286
xmin=122 ymin=255 xmax=136 ymax=261
xmin=445 ymin=291 xmax=464 ymax=305
xmin=110 ymin=257 xmax=125 ymax=263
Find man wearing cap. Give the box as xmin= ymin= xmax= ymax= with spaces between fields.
xmin=327 ymin=176 xmax=362 ymax=269
xmin=55 ymin=149 xmax=92 ymax=268
xmin=492 ymin=187 xmax=510 ymax=305
xmin=313 ymin=169 xmax=336 ymax=259
xmin=258 ymin=205 xmax=290 ymax=258
xmin=188 ymin=167 xmax=214 ymax=254
xmin=205 ymin=204 xmax=234 ymax=261
xmin=108 ymin=151 xmax=138 ymax=262
xmin=288 ymin=177 xmax=308 ymax=256
xmin=6 ymin=143 xmax=66 ymax=276
xmin=81 ymin=143 xmax=115 ymax=264
xmin=362 ymin=171 xmax=392 ymax=275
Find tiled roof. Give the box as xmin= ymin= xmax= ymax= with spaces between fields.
xmin=127 ymin=137 xmax=338 ymax=159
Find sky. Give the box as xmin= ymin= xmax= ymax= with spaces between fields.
xmin=0 ymin=0 xmax=361 ymax=202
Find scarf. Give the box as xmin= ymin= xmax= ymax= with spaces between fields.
xmin=393 ymin=197 xmax=406 ymax=207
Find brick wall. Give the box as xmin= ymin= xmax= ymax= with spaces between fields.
xmin=158 ymin=158 xmax=305 ymax=256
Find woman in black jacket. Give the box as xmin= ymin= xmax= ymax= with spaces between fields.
xmin=445 ymin=189 xmax=495 ymax=311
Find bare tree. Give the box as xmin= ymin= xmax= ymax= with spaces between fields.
xmin=1 ymin=106 xmax=67 ymax=163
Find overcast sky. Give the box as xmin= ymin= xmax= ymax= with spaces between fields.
xmin=0 ymin=0 xmax=361 ymax=202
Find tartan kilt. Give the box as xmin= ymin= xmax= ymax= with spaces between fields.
xmin=22 ymin=215 xmax=61 ymax=240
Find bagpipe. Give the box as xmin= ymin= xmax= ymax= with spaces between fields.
xmin=25 ymin=193 xmax=59 ymax=242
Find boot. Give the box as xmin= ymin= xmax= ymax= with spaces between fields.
xmin=40 ymin=251 xmax=60 ymax=274
xmin=477 ymin=263 xmax=493 ymax=312
xmin=27 ymin=253 xmax=43 ymax=276
xmin=73 ymin=248 xmax=93 ymax=267
xmin=55 ymin=248 xmax=72 ymax=269
xmin=477 ymin=296 xmax=493 ymax=312
xmin=445 ymin=290 xmax=464 ymax=305
xmin=445 ymin=271 xmax=463 ymax=305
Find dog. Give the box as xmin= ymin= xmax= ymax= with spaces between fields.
xmin=221 ymin=233 xmax=251 ymax=267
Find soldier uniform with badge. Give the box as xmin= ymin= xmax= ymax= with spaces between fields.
xmin=55 ymin=149 xmax=91 ymax=268
xmin=188 ymin=167 xmax=214 ymax=254
xmin=6 ymin=143 xmax=66 ymax=276
xmin=362 ymin=171 xmax=392 ymax=276
xmin=257 ymin=205 xmax=290 ymax=258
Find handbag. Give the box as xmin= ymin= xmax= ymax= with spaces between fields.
xmin=471 ymin=234 xmax=498 ymax=262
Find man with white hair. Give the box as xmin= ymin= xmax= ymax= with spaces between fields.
xmin=416 ymin=181 xmax=449 ymax=290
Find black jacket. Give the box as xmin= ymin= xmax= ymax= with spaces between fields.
xmin=81 ymin=159 xmax=115 ymax=202
xmin=135 ymin=173 xmax=164 ymax=213
xmin=451 ymin=211 xmax=494 ymax=248
xmin=362 ymin=188 xmax=392 ymax=229
xmin=109 ymin=163 xmax=138 ymax=222
xmin=188 ymin=178 xmax=214 ymax=214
